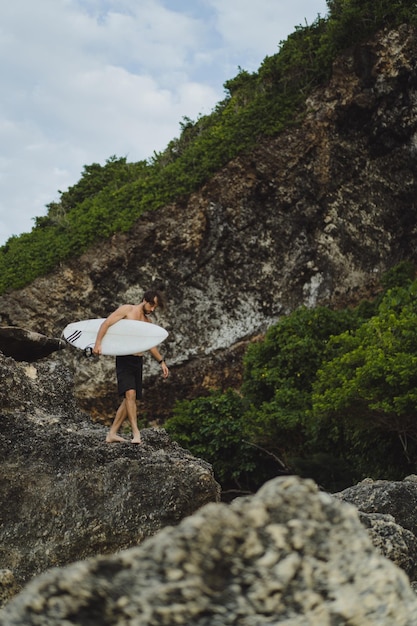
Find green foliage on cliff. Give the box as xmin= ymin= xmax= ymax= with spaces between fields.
xmin=311 ymin=275 xmax=417 ymax=468
xmin=164 ymin=390 xmax=256 ymax=487
xmin=1 ymin=0 xmax=417 ymax=292
xmin=166 ymin=263 xmax=417 ymax=493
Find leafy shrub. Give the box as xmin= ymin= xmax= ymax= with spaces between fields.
xmin=312 ymin=279 xmax=417 ymax=471
xmin=164 ymin=390 xmax=266 ymax=493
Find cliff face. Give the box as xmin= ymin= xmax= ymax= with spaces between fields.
xmin=1 ymin=25 xmax=417 ymax=422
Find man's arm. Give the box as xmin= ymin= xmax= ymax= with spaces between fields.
xmin=150 ymin=346 xmax=169 ymax=378
xmin=93 ymin=305 xmax=131 ymax=355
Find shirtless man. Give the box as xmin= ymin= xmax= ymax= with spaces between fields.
xmin=93 ymin=289 xmax=169 ymax=444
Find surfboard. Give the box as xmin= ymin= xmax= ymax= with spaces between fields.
xmin=62 ymin=318 xmax=168 ymax=356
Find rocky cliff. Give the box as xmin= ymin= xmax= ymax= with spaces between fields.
xmin=2 ymin=22 xmax=417 ymax=623
xmin=1 ymin=25 xmax=417 ymax=425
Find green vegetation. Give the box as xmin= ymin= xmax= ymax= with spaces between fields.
xmin=165 ymin=390 xmax=254 ymax=488
xmin=311 ymin=269 xmax=417 ymax=473
xmin=165 ymin=263 xmax=417 ymax=493
xmin=2 ymin=0 xmax=417 ymax=292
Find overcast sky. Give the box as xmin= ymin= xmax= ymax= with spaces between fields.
xmin=0 ymin=0 xmax=328 ymax=245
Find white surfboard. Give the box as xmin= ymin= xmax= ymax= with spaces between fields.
xmin=62 ymin=318 xmax=168 ymax=356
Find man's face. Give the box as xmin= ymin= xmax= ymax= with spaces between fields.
xmin=143 ymin=297 xmax=158 ymax=315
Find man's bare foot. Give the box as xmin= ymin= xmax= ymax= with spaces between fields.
xmin=131 ymin=435 xmax=142 ymax=445
xmin=106 ymin=434 xmax=128 ymax=443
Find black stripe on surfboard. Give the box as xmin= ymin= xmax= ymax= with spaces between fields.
xmin=66 ymin=330 xmax=83 ymax=344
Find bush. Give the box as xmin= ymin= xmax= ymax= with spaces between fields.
xmin=164 ymin=390 xmax=279 ymax=494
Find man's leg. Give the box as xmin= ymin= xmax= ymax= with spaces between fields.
xmin=106 ymin=399 xmax=129 ymax=443
xmin=125 ymin=389 xmax=142 ymax=444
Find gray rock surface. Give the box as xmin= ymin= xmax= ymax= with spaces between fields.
xmin=1 ymin=475 xmax=417 ymax=626
xmin=358 ymin=511 xmax=417 ymax=581
xmin=0 ymin=572 xmax=18 ymax=612
xmin=0 ymin=352 xmax=220 ymax=594
xmin=333 ymin=477 xmax=417 ymax=582
xmin=336 ymin=476 xmax=417 ymax=536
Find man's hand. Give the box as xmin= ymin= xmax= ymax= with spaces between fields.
xmin=161 ymin=361 xmax=169 ymax=378
xmin=92 ymin=342 xmax=102 ymax=356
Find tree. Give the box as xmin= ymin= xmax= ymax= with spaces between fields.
xmin=242 ymin=306 xmax=359 ymax=405
xmin=312 ymin=280 xmax=417 ymax=464
xmin=164 ymin=390 xmax=279 ymax=494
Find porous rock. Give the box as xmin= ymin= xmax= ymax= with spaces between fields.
xmin=0 ymin=350 xmax=82 ymax=417
xmin=1 ymin=475 xmax=417 ymax=625
xmin=0 ymin=352 xmax=220 ymax=594
xmin=333 ymin=477 xmax=417 ymax=582
xmin=0 ymin=571 xmax=18 ymax=611
xmin=358 ymin=511 xmax=417 ymax=581
xmin=336 ymin=477 xmax=417 ymax=537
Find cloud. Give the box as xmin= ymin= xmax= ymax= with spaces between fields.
xmin=0 ymin=0 xmax=328 ymax=244
xmin=207 ymin=0 xmax=325 ymax=53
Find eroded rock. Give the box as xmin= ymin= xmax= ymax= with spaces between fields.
xmin=0 ymin=352 xmax=220 ymax=594
xmin=1 ymin=476 xmax=416 ymax=625
xmin=358 ymin=511 xmax=417 ymax=581
xmin=336 ymin=476 xmax=417 ymax=536
xmin=0 ymin=571 xmax=18 ymax=611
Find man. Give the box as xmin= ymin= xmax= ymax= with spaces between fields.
xmin=93 ymin=289 xmax=169 ymax=444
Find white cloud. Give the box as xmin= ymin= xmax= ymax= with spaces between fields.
xmin=0 ymin=0 xmax=328 ymax=244
xmin=207 ymin=0 xmax=325 ymax=53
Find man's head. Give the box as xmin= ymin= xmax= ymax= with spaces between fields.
xmin=143 ymin=289 xmax=165 ymax=315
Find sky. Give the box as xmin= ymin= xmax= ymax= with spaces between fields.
xmin=0 ymin=0 xmax=328 ymax=245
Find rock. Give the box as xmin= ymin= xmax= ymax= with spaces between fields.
xmin=0 ymin=571 xmax=19 ymax=611
xmin=0 ymin=326 xmax=66 ymax=361
xmin=0 ymin=351 xmax=82 ymax=417
xmin=1 ymin=476 xmax=417 ymax=625
xmin=335 ymin=477 xmax=417 ymax=537
xmin=0 ymin=352 xmax=220 ymax=591
xmin=358 ymin=512 xmax=417 ymax=581
xmin=334 ymin=478 xmax=417 ymax=581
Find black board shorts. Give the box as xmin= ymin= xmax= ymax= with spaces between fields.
xmin=116 ymin=355 xmax=143 ymax=398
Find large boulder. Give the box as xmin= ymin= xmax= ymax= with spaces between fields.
xmin=0 ymin=352 xmax=220 ymax=595
xmin=336 ymin=476 xmax=417 ymax=536
xmin=1 ymin=476 xmax=417 ymax=625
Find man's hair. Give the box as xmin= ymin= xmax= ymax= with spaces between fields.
xmin=143 ymin=289 xmax=165 ymax=311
